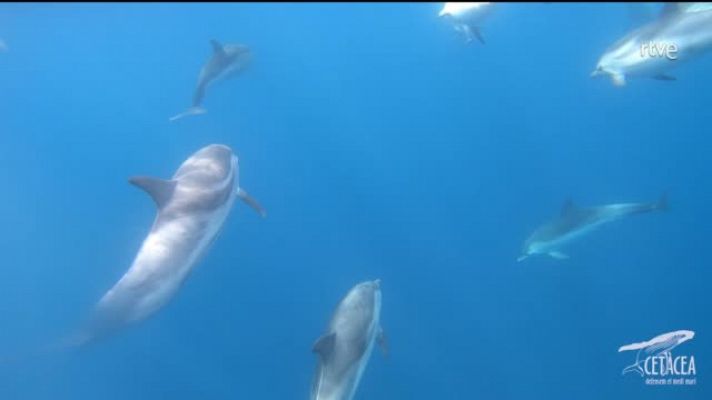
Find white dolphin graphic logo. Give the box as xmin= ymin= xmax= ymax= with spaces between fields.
xmin=618 ymin=330 xmax=695 ymax=376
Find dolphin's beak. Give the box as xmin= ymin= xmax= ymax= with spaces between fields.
xmin=517 ymin=255 xmax=529 ymax=262
xmin=590 ymin=69 xmax=602 ymax=78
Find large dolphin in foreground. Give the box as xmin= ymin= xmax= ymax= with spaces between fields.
xmin=592 ymin=4 xmax=712 ymax=86
xmin=311 ymin=280 xmax=386 ymax=400
xmin=439 ymin=2 xmax=494 ymax=44
xmin=518 ymin=195 xmax=667 ymax=261
xmin=170 ymin=40 xmax=252 ymax=122
xmin=74 ymin=144 xmax=265 ymax=345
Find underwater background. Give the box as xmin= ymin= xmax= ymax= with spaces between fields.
xmin=0 ymin=3 xmax=709 ymax=399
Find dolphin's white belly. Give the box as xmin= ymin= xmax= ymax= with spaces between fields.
xmin=97 ymin=199 xmax=234 ymax=323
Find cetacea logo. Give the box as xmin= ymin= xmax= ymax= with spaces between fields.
xmin=618 ymin=330 xmax=697 ymax=386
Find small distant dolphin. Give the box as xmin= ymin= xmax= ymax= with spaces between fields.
xmin=170 ymin=40 xmax=252 ymax=122
xmin=74 ymin=144 xmax=265 ymax=345
xmin=311 ymin=280 xmax=386 ymax=400
xmin=0 ymin=39 xmax=7 ymax=52
xmin=619 ymin=330 xmax=695 ymax=376
xmin=439 ymin=2 xmax=493 ymax=44
xmin=518 ymin=195 xmax=667 ymax=261
xmin=592 ymin=4 xmax=712 ymax=86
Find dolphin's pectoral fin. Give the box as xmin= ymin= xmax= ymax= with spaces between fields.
xmin=236 ymin=188 xmax=267 ymax=218
xmin=459 ymin=24 xmax=485 ymax=45
xmin=660 ymin=2 xmax=681 ymax=19
xmin=548 ymin=251 xmax=569 ymax=260
xmin=209 ymin=39 xmax=227 ymax=58
xmin=652 ymin=73 xmax=676 ymax=81
xmin=377 ymin=327 xmax=389 ymax=358
xmin=611 ymin=73 xmax=626 ymax=87
xmin=455 ymin=24 xmax=473 ymax=43
xmin=312 ymin=333 xmax=336 ymax=359
xmin=129 ymin=176 xmax=177 ymax=208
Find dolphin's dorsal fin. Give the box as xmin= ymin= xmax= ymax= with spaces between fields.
xmin=660 ymin=2 xmax=680 ymax=18
xmin=312 ymin=333 xmax=336 ymax=359
xmin=377 ymin=327 xmax=389 ymax=357
xmin=561 ymin=199 xmax=576 ymax=216
xmin=210 ymin=39 xmax=226 ymax=57
xmin=129 ymin=176 xmax=176 ymax=209
xmin=653 ymin=73 xmax=677 ymax=81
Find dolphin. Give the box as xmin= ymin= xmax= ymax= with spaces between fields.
xmin=0 ymin=39 xmax=7 ymax=52
xmin=438 ymin=2 xmax=493 ymax=45
xmin=170 ymin=40 xmax=252 ymax=122
xmin=677 ymin=2 xmax=712 ymax=13
xmin=518 ymin=194 xmax=667 ymax=261
xmin=73 ymin=144 xmax=265 ymax=345
xmin=311 ymin=280 xmax=386 ymax=400
xmin=619 ymin=330 xmax=695 ymax=376
xmin=592 ymin=4 xmax=712 ymax=86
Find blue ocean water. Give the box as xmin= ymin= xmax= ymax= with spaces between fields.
xmin=0 ymin=3 xmax=709 ymax=399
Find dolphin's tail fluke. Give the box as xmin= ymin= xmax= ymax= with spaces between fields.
xmin=169 ymin=106 xmax=207 ymax=122
xmin=656 ymin=193 xmax=669 ymax=212
xmin=0 ymin=334 xmax=85 ymax=366
xmin=622 ymin=362 xmax=645 ymax=376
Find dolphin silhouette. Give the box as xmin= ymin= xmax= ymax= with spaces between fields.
xmin=518 ymin=194 xmax=667 ymax=261
xmin=311 ymin=280 xmax=386 ymax=400
xmin=619 ymin=330 xmax=695 ymax=376
xmin=170 ymin=40 xmax=252 ymax=122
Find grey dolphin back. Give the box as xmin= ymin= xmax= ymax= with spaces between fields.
xmin=191 ymin=40 xmax=225 ymax=108
xmin=564 ymin=193 xmax=668 ymax=222
xmin=625 ymin=192 xmax=669 ymax=215
xmin=555 ymin=200 xmax=598 ymax=230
